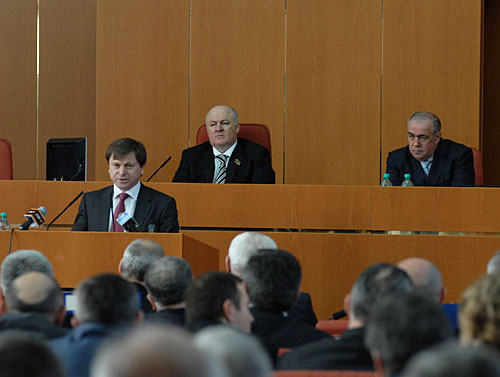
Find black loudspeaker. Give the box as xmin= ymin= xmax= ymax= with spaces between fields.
xmin=46 ymin=138 xmax=87 ymax=181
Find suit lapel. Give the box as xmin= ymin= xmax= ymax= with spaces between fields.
xmin=226 ymin=141 xmax=244 ymax=183
xmin=133 ymin=185 xmax=152 ymax=230
xmin=97 ymin=187 xmax=113 ymax=231
xmin=427 ymin=140 xmax=447 ymax=183
xmin=200 ymin=146 xmax=216 ymax=183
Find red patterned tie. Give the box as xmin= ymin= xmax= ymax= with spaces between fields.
xmin=113 ymin=192 xmax=129 ymax=232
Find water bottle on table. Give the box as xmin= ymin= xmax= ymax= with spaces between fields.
xmin=0 ymin=213 xmax=11 ymax=230
xmin=401 ymin=174 xmax=414 ymax=187
xmin=380 ymin=173 xmax=392 ymax=186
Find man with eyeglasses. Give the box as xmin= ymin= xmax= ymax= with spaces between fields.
xmin=385 ymin=112 xmax=474 ymax=186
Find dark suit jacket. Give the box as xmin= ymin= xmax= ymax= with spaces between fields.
xmin=72 ymin=184 xmax=179 ymax=233
xmin=172 ymin=138 xmax=275 ymax=183
xmin=386 ymin=138 xmax=475 ymax=186
xmin=290 ymin=292 xmax=318 ymax=327
xmin=277 ymin=327 xmax=374 ymax=371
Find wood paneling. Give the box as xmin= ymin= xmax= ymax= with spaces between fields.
xmin=190 ymin=0 xmax=285 ymax=183
xmin=0 ymin=0 xmax=37 ymax=179
xmin=38 ymin=0 xmax=97 ymax=180
xmin=96 ymin=0 xmax=189 ymax=182
xmin=285 ymin=0 xmax=382 ymax=185
xmin=381 ymin=0 xmax=482 ymax=176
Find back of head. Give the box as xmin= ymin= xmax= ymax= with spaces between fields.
xmin=398 ymin=257 xmax=443 ymax=303
xmin=92 ymin=325 xmax=222 ymax=377
xmin=185 ymin=271 xmax=241 ymax=323
xmin=74 ymin=273 xmax=138 ymax=325
xmin=0 ymin=332 xmax=65 ymax=377
xmin=244 ymin=248 xmax=301 ymax=312
xmin=459 ymin=272 xmax=500 ymax=353
xmin=120 ymin=239 xmax=164 ymax=282
xmin=350 ymin=263 xmax=414 ymax=323
xmin=365 ymin=291 xmax=454 ymax=376
xmin=105 ymin=138 xmax=147 ymax=166
xmin=487 ymin=250 xmax=500 ymax=274
xmin=4 ymin=272 xmax=62 ymax=315
xmin=1 ymin=250 xmax=53 ymax=292
xmin=194 ymin=326 xmax=272 ymax=377
xmin=403 ymin=341 xmax=500 ymax=377
xmin=228 ymin=232 xmax=277 ymax=277
xmin=144 ymin=256 xmax=193 ymax=307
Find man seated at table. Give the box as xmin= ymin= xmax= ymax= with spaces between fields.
xmin=172 ymin=105 xmax=275 ymax=184
xmin=72 ymin=138 xmax=179 ymax=233
xmin=386 ymin=112 xmax=475 ymax=186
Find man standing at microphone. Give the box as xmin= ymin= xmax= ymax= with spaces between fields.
xmin=72 ymin=138 xmax=179 ymax=233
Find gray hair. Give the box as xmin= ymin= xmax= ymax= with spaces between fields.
xmin=121 ymin=239 xmax=164 ymax=282
xmin=228 ymin=232 xmax=277 ymax=277
xmin=91 ymin=325 xmax=226 ymax=377
xmin=1 ymin=250 xmax=53 ymax=292
xmin=144 ymin=256 xmax=193 ymax=307
xmin=408 ymin=112 xmax=441 ymax=135
xmin=194 ymin=326 xmax=272 ymax=377
xmin=398 ymin=258 xmax=443 ymax=304
xmin=487 ymin=250 xmax=500 ymax=274
xmin=205 ymin=105 xmax=239 ymax=125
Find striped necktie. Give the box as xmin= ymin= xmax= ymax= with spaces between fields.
xmin=113 ymin=192 xmax=129 ymax=232
xmin=422 ymin=160 xmax=432 ymax=176
xmin=214 ymin=154 xmax=228 ymax=184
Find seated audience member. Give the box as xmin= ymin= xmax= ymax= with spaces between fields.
xmin=398 ymin=257 xmax=444 ymax=303
xmin=50 ymin=274 xmax=141 ymax=377
xmin=1 ymin=249 xmax=53 ymax=295
xmin=244 ymin=249 xmax=330 ymax=361
xmin=185 ymin=271 xmax=254 ymax=333
xmin=227 ymin=232 xmax=318 ymax=326
xmin=487 ymin=250 xmax=500 ymax=274
xmin=386 ymin=111 xmax=474 ymax=186
xmin=72 ymin=137 xmax=179 ymax=233
xmin=119 ymin=238 xmax=164 ymax=313
xmin=278 ymin=263 xmax=414 ymax=370
xmin=91 ymin=325 xmax=226 ymax=377
xmin=365 ymin=291 xmax=454 ymax=377
xmin=144 ymin=256 xmax=193 ymax=326
xmin=0 ymin=272 xmax=67 ymax=340
xmin=194 ymin=326 xmax=272 ymax=377
xmin=172 ymin=105 xmax=275 ymax=183
xmin=0 ymin=332 xmax=65 ymax=377
xmin=459 ymin=273 xmax=500 ymax=354
xmin=402 ymin=341 xmax=500 ymax=377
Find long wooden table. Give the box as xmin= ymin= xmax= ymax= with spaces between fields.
xmin=1 ymin=181 xmax=500 ymax=320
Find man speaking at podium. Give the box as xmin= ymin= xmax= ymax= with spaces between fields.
xmin=72 ymin=138 xmax=179 ymax=233
xmin=386 ymin=112 xmax=475 ymax=186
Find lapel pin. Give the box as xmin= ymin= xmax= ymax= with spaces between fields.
xmin=234 ymin=159 xmax=241 ymax=166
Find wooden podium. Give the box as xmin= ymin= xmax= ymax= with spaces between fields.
xmin=0 ymin=230 xmax=218 ymax=288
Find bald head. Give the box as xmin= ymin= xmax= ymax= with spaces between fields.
xmin=4 ymin=272 xmax=63 ymax=315
xmin=227 ymin=232 xmax=277 ymax=277
xmin=398 ymin=258 xmax=443 ymax=303
xmin=487 ymin=250 xmax=500 ymax=274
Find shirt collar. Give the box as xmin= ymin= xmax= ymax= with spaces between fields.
xmin=212 ymin=139 xmax=238 ymax=158
xmin=113 ymin=181 xmax=141 ymax=201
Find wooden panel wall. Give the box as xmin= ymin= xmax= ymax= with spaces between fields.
xmin=381 ymin=0 xmax=483 ymax=174
xmin=285 ymin=0 xmax=382 ymax=185
xmin=190 ymin=0 xmax=285 ymax=183
xmin=0 ymin=0 xmax=37 ymax=179
xmin=38 ymin=0 xmax=97 ymax=180
xmin=96 ymin=0 xmax=189 ymax=182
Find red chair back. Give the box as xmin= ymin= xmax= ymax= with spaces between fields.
xmin=0 ymin=139 xmax=13 ymax=180
xmin=470 ymin=147 xmax=483 ymax=185
xmin=275 ymin=371 xmax=380 ymax=377
xmin=315 ymin=320 xmax=349 ymax=338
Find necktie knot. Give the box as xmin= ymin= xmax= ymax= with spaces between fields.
xmin=119 ymin=192 xmax=129 ymax=201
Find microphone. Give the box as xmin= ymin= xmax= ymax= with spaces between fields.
xmin=19 ymin=206 xmax=47 ymax=230
xmin=146 ymin=156 xmax=172 ymax=182
xmin=46 ymin=191 xmax=84 ymax=231
xmin=116 ymin=212 xmax=140 ymax=232
xmin=328 ymin=309 xmax=347 ymax=320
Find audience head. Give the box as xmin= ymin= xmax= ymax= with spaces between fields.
xmin=0 ymin=332 xmax=65 ymax=377
xmin=244 ymin=248 xmax=301 ymax=312
xmin=407 ymin=111 xmax=441 ymax=162
xmin=4 ymin=272 xmax=64 ymax=321
xmin=349 ymin=263 xmax=414 ymax=324
xmin=398 ymin=257 xmax=444 ymax=303
xmin=1 ymin=249 xmax=53 ymax=293
xmin=185 ymin=271 xmax=253 ymax=333
xmin=144 ymin=256 xmax=193 ymax=310
xmin=205 ymin=105 xmax=240 ymax=153
xmin=73 ymin=273 xmax=139 ymax=326
xmin=194 ymin=326 xmax=272 ymax=377
xmin=365 ymin=291 xmax=454 ymax=377
xmin=402 ymin=341 xmax=500 ymax=377
xmin=459 ymin=272 xmax=500 ymax=353
xmin=487 ymin=250 xmax=500 ymax=274
xmin=226 ymin=232 xmax=277 ymax=277
xmin=119 ymin=239 xmax=164 ymax=283
xmin=92 ymin=325 xmax=224 ymax=377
